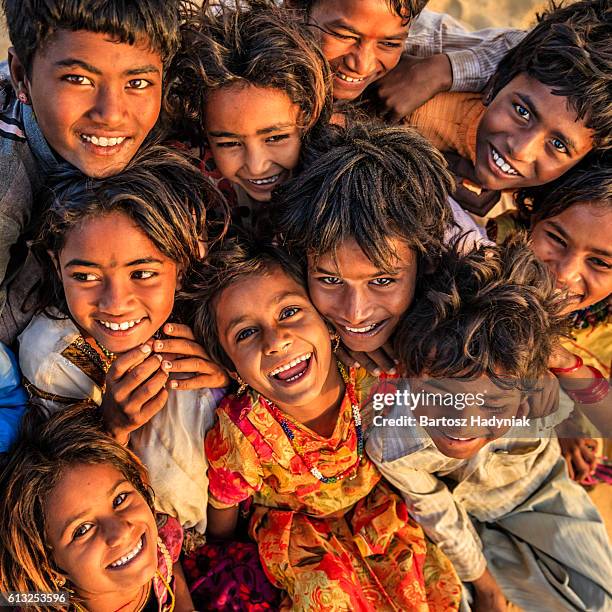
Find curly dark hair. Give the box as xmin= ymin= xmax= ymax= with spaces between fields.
xmin=271 ymin=120 xmax=454 ymax=270
xmin=2 ymin=0 xmax=187 ymax=75
xmin=182 ymin=230 xmax=305 ymax=372
xmin=167 ymin=0 xmax=332 ymax=141
xmin=31 ymin=143 xmax=224 ymax=318
xmin=486 ymin=0 xmax=612 ymax=151
xmin=290 ymin=0 xmax=429 ymax=22
xmin=515 ymin=152 xmax=612 ymax=224
xmin=394 ymin=234 xmax=569 ymax=390
xmin=0 ymin=402 xmax=154 ymax=606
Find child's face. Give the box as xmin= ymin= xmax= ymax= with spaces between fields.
xmin=17 ymin=30 xmax=162 ymax=178
xmin=307 ymin=0 xmax=408 ymax=101
xmin=215 ymin=267 xmax=336 ymax=410
xmin=412 ymin=375 xmax=526 ymax=460
xmin=205 ymin=84 xmax=302 ymax=202
xmin=56 ymin=211 xmax=179 ymax=354
xmin=475 ymin=74 xmax=594 ymax=191
xmin=45 ymin=463 xmax=158 ymax=598
xmin=308 ymin=238 xmax=417 ymax=353
xmin=531 ymin=202 xmax=612 ymax=314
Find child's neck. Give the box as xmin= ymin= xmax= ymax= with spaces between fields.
xmin=77 ymin=581 xmax=150 ymax=612
xmin=275 ymin=362 xmax=345 ymax=438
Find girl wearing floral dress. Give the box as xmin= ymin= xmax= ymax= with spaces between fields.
xmin=187 ymin=232 xmax=461 ymax=611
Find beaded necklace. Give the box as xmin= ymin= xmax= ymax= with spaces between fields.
xmin=568 ymin=299 xmax=611 ymax=331
xmin=74 ymin=336 xmax=116 ymax=374
xmin=259 ymin=363 xmax=363 ymax=484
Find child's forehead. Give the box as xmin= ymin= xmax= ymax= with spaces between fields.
xmin=308 ymin=0 xmax=411 ymax=30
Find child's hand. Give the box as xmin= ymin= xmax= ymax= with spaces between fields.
xmin=376 ymin=54 xmax=452 ymax=123
xmin=153 ymin=323 xmax=230 ymax=390
xmin=336 ymin=342 xmax=397 ymax=376
xmin=559 ymin=437 xmax=598 ymax=483
xmin=471 ymin=568 xmax=508 ymax=612
xmin=101 ymin=344 xmax=170 ymax=445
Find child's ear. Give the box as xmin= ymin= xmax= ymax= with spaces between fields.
xmin=7 ymin=47 xmax=31 ymax=103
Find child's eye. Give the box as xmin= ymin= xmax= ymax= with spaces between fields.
xmin=279 ymin=306 xmax=300 ymax=320
xmin=589 ymin=257 xmax=612 ymax=270
xmin=328 ymin=29 xmax=359 ymax=42
xmin=73 ymin=523 xmax=94 ymax=539
xmin=127 ymin=79 xmax=152 ymax=90
xmin=551 ymin=138 xmax=569 ymax=154
xmin=236 ymin=328 xmax=256 ymax=342
xmin=380 ymin=41 xmax=402 ymax=49
xmin=72 ymin=272 xmax=98 ymax=282
xmin=546 ymin=231 xmax=566 ymax=247
xmin=512 ymin=103 xmax=530 ymax=120
xmin=370 ymin=277 xmax=395 ymax=286
xmin=63 ymin=74 xmax=94 ymax=86
xmin=214 ymin=141 xmax=241 ymax=149
xmin=265 ymin=134 xmax=291 ymax=144
xmin=131 ymin=270 xmax=156 ymax=280
xmin=113 ymin=492 xmax=129 ymax=508
xmin=319 ymin=276 xmax=343 ymax=286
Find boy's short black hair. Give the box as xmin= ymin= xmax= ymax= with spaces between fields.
xmin=293 ymin=0 xmax=429 ymax=22
xmin=393 ymin=234 xmax=569 ymax=390
xmin=486 ymin=0 xmax=612 ymax=151
xmin=272 ymin=120 xmax=454 ymax=270
xmin=184 ymin=231 xmax=306 ymax=372
xmin=516 ymin=153 xmax=611 ymax=223
xmin=2 ymin=0 xmax=185 ymax=75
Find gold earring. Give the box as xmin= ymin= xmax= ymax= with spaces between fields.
xmin=51 ymin=573 xmax=66 ymax=588
xmin=235 ymin=375 xmax=248 ymax=395
xmin=330 ymin=332 xmax=341 ymax=353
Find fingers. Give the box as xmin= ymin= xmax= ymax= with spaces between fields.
xmin=369 ymin=347 xmax=396 ymax=374
xmin=107 ymin=344 xmax=154 ymax=382
xmin=162 ymin=322 xmax=196 ymax=341
xmin=167 ymin=372 xmax=230 ymax=390
xmin=570 ymin=447 xmax=591 ymax=482
xmin=154 ymin=337 xmax=208 ymax=359
xmin=336 ymin=346 xmax=361 ymax=370
xmin=112 ymin=354 xmax=168 ymax=404
xmin=123 ymin=368 xmax=169 ymax=416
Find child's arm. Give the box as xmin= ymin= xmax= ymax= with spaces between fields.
xmin=153 ymin=322 xmax=230 ymax=390
xmin=172 ymin=561 xmax=196 ymax=612
xmin=207 ymin=505 xmax=240 ymax=540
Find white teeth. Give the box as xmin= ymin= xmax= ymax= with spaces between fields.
xmin=98 ymin=318 xmax=142 ymax=330
xmin=336 ymin=71 xmax=365 ymax=83
xmin=109 ymin=536 xmax=144 ymax=568
xmin=269 ymin=353 xmax=312 ymax=377
xmin=491 ymin=148 xmax=518 ymax=175
xmin=247 ymin=174 xmax=280 ymax=186
xmin=446 ymin=434 xmax=475 ymax=441
xmin=345 ymin=323 xmax=377 ymax=333
xmin=81 ymin=134 xmax=126 ymax=147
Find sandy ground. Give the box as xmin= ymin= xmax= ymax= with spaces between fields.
xmin=1 ymin=0 xmax=611 ymax=541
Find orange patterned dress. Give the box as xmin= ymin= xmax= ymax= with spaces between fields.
xmin=204 ymin=369 xmax=461 ymax=611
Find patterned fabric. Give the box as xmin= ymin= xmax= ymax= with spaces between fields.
xmin=205 ymin=370 xmax=462 ymax=611
xmin=183 ymin=540 xmax=283 ymax=611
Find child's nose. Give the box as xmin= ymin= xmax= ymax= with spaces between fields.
xmin=98 ymin=280 xmax=133 ymax=313
xmin=507 ymin=130 xmax=540 ymax=163
xmin=342 ymin=287 xmax=373 ymax=324
xmin=345 ymin=43 xmax=377 ymax=76
xmin=90 ymin=84 xmax=126 ymax=126
xmin=103 ymin=517 xmax=134 ymax=548
xmin=263 ymin=328 xmax=293 ymax=354
xmin=244 ymin=144 xmax=269 ymax=177
xmin=555 ymin=254 xmax=584 ymax=292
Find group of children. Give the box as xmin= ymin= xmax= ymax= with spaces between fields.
xmin=0 ymin=0 xmax=610 ymax=610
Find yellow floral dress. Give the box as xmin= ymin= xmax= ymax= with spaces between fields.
xmin=204 ymin=369 xmax=461 ymax=611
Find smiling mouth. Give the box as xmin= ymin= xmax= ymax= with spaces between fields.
xmin=97 ymin=317 xmax=145 ymax=332
xmin=268 ymin=352 xmax=312 ymax=383
xmin=246 ymin=173 xmax=282 ymax=186
xmin=108 ymin=534 xmax=145 ymax=569
xmin=335 ymin=70 xmax=368 ymax=84
xmin=490 ymin=146 xmax=520 ymax=176
xmin=341 ymin=320 xmax=386 ymax=336
xmin=80 ymin=134 xmax=128 ymax=147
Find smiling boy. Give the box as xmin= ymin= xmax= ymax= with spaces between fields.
xmin=406 ymin=0 xmax=610 ymax=215
xmin=367 ymin=237 xmax=612 ymax=611
xmin=0 ymin=0 xmax=182 ymax=343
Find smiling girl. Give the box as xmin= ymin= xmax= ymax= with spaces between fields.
xmin=187 ymin=232 xmax=461 ymax=610
xmin=0 ymin=403 xmax=191 ymax=611
xmin=17 ymin=145 xmax=226 ymax=534
xmin=168 ymin=0 xmax=332 ymax=226
xmin=488 ymin=157 xmax=612 ymax=484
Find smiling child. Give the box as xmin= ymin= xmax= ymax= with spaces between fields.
xmin=187 ymin=232 xmax=462 ymax=610
xmin=368 ymin=236 xmax=612 ymax=611
xmin=0 ymin=403 xmax=192 ymax=611
xmin=16 ymin=146 xmax=225 ymax=534
xmin=0 ymin=0 xmax=184 ymax=344
xmin=405 ymin=0 xmax=610 ymax=215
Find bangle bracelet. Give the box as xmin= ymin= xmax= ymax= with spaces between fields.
xmin=566 ymin=366 xmax=610 ymax=404
xmin=550 ymin=354 xmax=583 ymax=374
